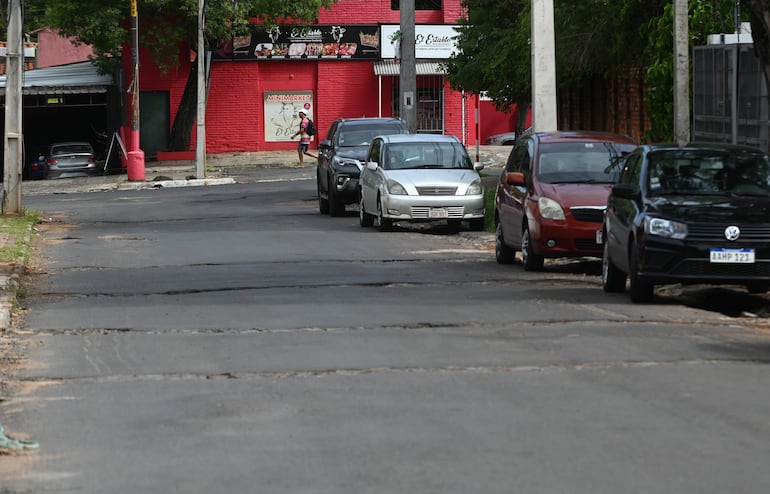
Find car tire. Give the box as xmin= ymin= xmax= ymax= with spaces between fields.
xmin=746 ymin=283 xmax=768 ymax=294
xmin=521 ymin=224 xmax=544 ymax=271
xmin=629 ymin=242 xmax=654 ymax=303
xmin=359 ymin=192 xmax=374 ymax=227
xmin=495 ymin=221 xmax=516 ymax=264
xmin=328 ymin=174 xmax=345 ymax=217
xmin=317 ymin=175 xmax=329 ymax=215
xmin=377 ymin=197 xmax=393 ymax=232
xmin=602 ymin=240 xmax=626 ymax=293
xmin=469 ymin=218 xmax=485 ymax=231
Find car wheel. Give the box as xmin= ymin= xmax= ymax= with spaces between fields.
xmin=521 ymin=224 xmax=544 ymax=271
xmin=328 ymin=174 xmax=345 ymax=217
xmin=629 ymin=242 xmax=654 ymax=303
xmin=377 ymin=196 xmax=393 ymax=232
xmin=359 ymin=191 xmax=374 ymax=227
xmin=469 ymin=218 xmax=485 ymax=231
xmin=746 ymin=283 xmax=768 ymax=294
xmin=602 ymin=240 xmax=626 ymax=292
xmin=495 ymin=221 xmax=516 ymax=264
xmin=317 ymin=174 xmax=329 ymax=214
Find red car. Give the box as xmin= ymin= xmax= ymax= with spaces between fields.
xmin=494 ymin=130 xmax=637 ymax=270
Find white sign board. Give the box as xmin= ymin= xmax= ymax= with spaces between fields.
xmin=263 ymin=91 xmax=314 ymax=142
xmin=380 ymin=24 xmax=461 ymax=59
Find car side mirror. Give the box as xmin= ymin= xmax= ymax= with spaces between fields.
xmin=505 ymin=171 xmax=526 ymax=186
xmin=318 ymin=140 xmax=332 ymax=150
xmin=366 ymin=161 xmax=378 ymax=171
xmin=474 ymin=162 xmax=485 ymax=171
xmin=611 ymin=183 xmax=640 ymax=198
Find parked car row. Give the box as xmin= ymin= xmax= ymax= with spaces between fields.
xmin=493 ymin=130 xmax=770 ymax=303
xmin=316 ymin=117 xmax=486 ymax=231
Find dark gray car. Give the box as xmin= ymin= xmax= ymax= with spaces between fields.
xmin=316 ymin=117 xmax=410 ymax=216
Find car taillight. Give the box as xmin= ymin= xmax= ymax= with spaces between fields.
xmin=88 ymin=156 xmax=96 ymax=163
xmin=46 ymin=158 xmax=57 ymax=165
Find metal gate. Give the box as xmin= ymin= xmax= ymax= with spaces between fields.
xmin=693 ymin=43 xmax=770 ymax=151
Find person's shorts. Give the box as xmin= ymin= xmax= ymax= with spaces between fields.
xmin=298 ymin=141 xmax=309 ymax=152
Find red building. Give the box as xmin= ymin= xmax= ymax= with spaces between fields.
xmin=130 ymin=0 xmax=520 ymax=159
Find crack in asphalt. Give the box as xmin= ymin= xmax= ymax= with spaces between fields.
xmin=11 ymin=358 xmax=770 ymax=385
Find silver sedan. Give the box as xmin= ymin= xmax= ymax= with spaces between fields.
xmin=359 ymin=133 xmax=486 ymax=232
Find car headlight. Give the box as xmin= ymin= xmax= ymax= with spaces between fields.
xmin=386 ymin=179 xmax=407 ymax=195
xmin=537 ymin=197 xmax=566 ymax=220
xmin=466 ymin=179 xmax=482 ymax=195
xmin=644 ymin=217 xmax=687 ymax=239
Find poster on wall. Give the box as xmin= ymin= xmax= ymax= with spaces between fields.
xmin=264 ymin=91 xmax=314 ymax=142
xmin=214 ymin=25 xmax=380 ymax=61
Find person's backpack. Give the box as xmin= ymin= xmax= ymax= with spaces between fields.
xmin=305 ymin=119 xmax=316 ymax=137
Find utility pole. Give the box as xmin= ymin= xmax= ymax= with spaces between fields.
xmin=127 ymin=0 xmax=146 ymax=180
xmin=399 ymin=0 xmax=417 ymax=131
xmin=3 ymin=0 xmax=23 ymax=214
xmin=673 ymin=0 xmax=690 ymax=146
xmin=531 ymin=0 xmax=558 ymax=132
xmin=196 ymin=0 xmax=207 ymax=178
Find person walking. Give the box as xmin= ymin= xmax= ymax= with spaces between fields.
xmin=291 ymin=110 xmax=317 ymax=167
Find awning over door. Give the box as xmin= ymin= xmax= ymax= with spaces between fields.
xmin=373 ymin=60 xmax=447 ymax=76
xmin=0 ymin=61 xmax=115 ymax=96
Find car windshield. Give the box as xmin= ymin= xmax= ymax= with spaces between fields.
xmin=338 ymin=124 xmax=407 ymax=147
xmin=537 ymin=142 xmax=635 ymax=184
xmin=383 ymin=141 xmax=473 ymax=170
xmin=647 ymin=148 xmax=770 ymax=197
xmin=52 ymin=144 xmax=93 ymax=155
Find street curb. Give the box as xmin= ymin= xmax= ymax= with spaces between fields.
xmin=0 ymin=223 xmax=32 ymax=332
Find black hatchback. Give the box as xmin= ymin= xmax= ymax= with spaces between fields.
xmin=602 ymin=143 xmax=770 ymax=302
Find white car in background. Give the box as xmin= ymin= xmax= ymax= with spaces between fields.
xmin=358 ymin=134 xmax=486 ymax=232
xmin=485 ymin=131 xmax=517 ymax=145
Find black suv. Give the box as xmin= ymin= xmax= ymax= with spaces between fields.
xmin=317 ymin=117 xmax=411 ymax=216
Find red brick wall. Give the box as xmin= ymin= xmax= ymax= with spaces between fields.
xmin=135 ymin=0 xmax=505 ymax=154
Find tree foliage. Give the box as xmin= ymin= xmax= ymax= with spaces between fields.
xmin=447 ymin=0 xmax=745 ymax=142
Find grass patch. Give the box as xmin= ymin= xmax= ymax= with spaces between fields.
xmin=0 ymin=210 xmax=39 ymax=264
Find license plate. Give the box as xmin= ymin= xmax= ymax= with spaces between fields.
xmin=429 ymin=208 xmax=448 ymax=218
xmin=709 ymin=248 xmax=755 ymax=263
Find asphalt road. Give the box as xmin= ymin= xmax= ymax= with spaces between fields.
xmin=1 ymin=170 xmax=769 ymax=493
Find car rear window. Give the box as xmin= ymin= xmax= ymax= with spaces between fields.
xmin=52 ymin=144 xmax=93 ymax=155
xmin=538 ymin=141 xmax=635 ymax=184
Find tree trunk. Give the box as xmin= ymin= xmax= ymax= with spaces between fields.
xmin=745 ymin=1 xmax=770 ymax=149
xmin=515 ymin=100 xmax=531 ymax=137
xmin=168 ymin=63 xmax=197 ymax=151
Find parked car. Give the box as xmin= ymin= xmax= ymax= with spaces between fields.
xmin=486 ymin=131 xmax=517 ymax=146
xmin=23 ymin=152 xmax=47 ymax=180
xmin=495 ymin=130 xmax=637 ymax=270
xmin=602 ymin=142 xmax=770 ymax=303
xmin=359 ymin=133 xmax=486 ymax=232
xmin=317 ymin=117 xmax=411 ymax=216
xmin=45 ymin=141 xmax=98 ymax=179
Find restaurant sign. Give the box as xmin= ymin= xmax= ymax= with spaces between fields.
xmin=213 ymin=25 xmax=380 ymax=61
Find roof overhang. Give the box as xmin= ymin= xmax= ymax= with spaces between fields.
xmin=0 ymin=61 xmax=115 ymax=97
xmin=374 ymin=60 xmax=447 ymax=76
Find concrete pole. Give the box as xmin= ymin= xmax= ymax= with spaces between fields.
xmin=673 ymin=0 xmax=691 ymax=146
xmin=196 ymin=0 xmax=206 ymax=178
xmin=127 ymin=0 xmax=146 ymax=180
xmin=3 ymin=0 xmax=23 ymax=214
xmin=531 ymin=0 xmax=558 ymax=132
xmin=399 ymin=0 xmax=417 ymax=131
